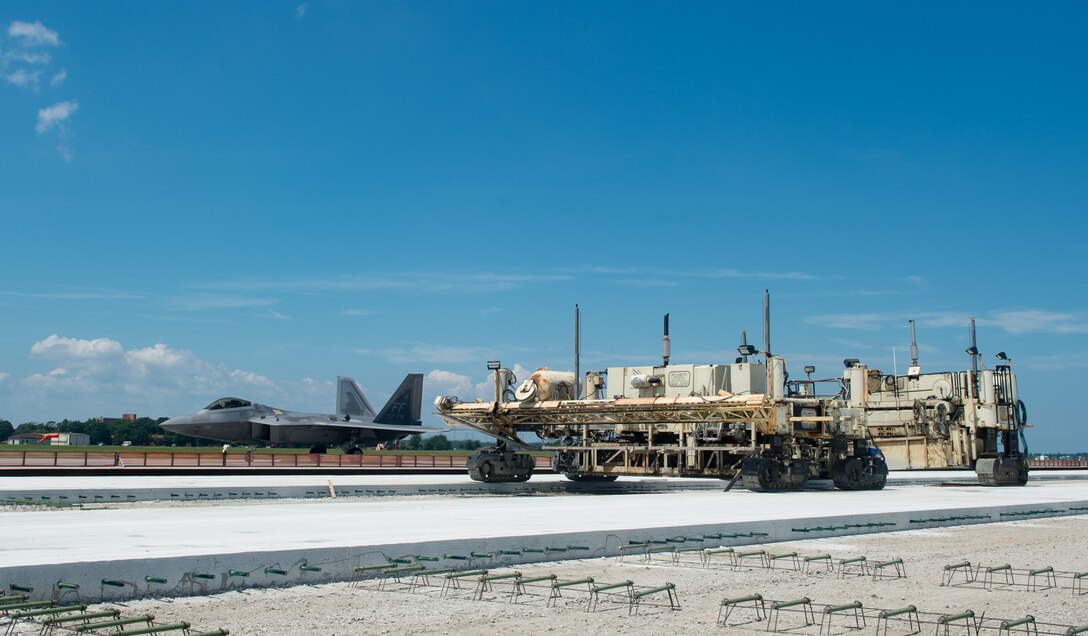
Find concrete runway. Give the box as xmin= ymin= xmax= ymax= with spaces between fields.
xmin=1 ymin=471 xmax=1086 ymax=603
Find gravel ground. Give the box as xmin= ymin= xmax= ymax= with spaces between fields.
xmin=11 ymin=515 xmax=1083 ymax=635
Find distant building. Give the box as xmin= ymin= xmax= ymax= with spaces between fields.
xmin=92 ymin=413 xmax=138 ymax=423
xmin=5 ymin=432 xmax=92 ymax=446
xmin=6 ymin=433 xmax=43 ymax=445
xmin=50 ymin=432 xmax=91 ymax=446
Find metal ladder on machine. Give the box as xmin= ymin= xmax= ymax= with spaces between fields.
xmin=976 ymin=366 xmax=1029 ymax=486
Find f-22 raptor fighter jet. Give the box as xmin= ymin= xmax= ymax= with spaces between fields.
xmin=161 ymin=374 xmax=437 ymax=453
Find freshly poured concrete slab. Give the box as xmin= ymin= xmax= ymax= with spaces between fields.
xmin=1 ymin=479 xmax=1086 ymax=602
xmin=0 ymin=472 xmax=703 ymax=492
xmin=3 ymin=470 xmax=1085 ymax=503
xmin=0 ymin=473 xmax=727 ymax=502
xmin=2 ymin=481 xmax=1087 ymax=567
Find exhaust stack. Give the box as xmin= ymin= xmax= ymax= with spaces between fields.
xmin=966 ymin=317 xmax=980 ymax=399
xmin=763 ymin=289 xmax=771 ymax=358
xmin=908 ymin=319 xmax=920 ymax=376
xmin=968 ymin=317 xmax=979 ymax=374
xmin=662 ymin=313 xmax=671 ymax=367
xmin=574 ymin=304 xmax=581 ymax=399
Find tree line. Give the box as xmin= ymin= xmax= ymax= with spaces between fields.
xmin=399 ymin=434 xmax=484 ymax=451
xmin=0 ymin=418 xmax=486 ymax=451
xmin=0 ymin=417 xmax=201 ymax=447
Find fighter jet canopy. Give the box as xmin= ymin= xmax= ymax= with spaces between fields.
xmin=204 ymin=398 xmax=252 ymax=410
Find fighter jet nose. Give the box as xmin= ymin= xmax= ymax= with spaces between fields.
xmin=161 ymin=416 xmax=191 ymax=431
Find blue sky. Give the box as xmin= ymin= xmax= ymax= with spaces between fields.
xmin=1 ymin=2 xmax=1086 ymax=452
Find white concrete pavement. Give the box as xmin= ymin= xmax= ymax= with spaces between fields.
xmin=2 ymin=474 xmax=1086 ymax=603
xmin=2 ymin=480 xmax=1086 ymax=567
xmin=0 ymin=473 xmax=727 ymax=502
xmin=2 ymin=474 xmax=1088 ymax=604
xmin=3 ymin=470 xmax=1085 ymax=503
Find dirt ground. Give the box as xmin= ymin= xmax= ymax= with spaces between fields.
xmin=17 ymin=515 xmax=1081 ymax=635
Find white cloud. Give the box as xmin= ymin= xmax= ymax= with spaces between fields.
xmin=357 ymin=342 xmax=496 ymax=364
xmin=4 ymin=21 xmax=77 ymax=158
xmin=195 ymin=271 xmax=573 ymax=295
xmin=24 ymin=366 xmax=98 ymax=394
xmin=169 ymin=293 xmax=279 ymax=311
xmin=4 ymin=51 xmax=52 ymax=65
xmin=830 ymin=338 xmax=882 ymax=351
xmin=1020 ymin=352 xmax=1088 ymax=370
xmin=3 ymin=21 xmax=62 ymax=94
xmin=425 ymin=363 xmax=535 ymax=401
xmin=341 ymin=309 xmax=377 ymax=316
xmin=282 ymin=377 xmax=335 ymax=403
xmin=31 ymin=334 xmax=123 ymax=359
xmin=12 ymin=334 xmax=346 ymax=421
xmin=21 ymin=334 xmax=311 ymax=405
xmin=578 ymin=266 xmax=819 ymax=283
xmin=985 ymin=310 xmax=1088 ymax=335
xmin=698 ymin=268 xmax=818 ymax=281
xmin=28 ymin=335 xmax=205 ymax=391
xmin=229 ymin=369 xmax=276 ymax=388
xmin=0 ymin=372 xmax=9 ymax=383
xmin=135 ymin=313 xmax=230 ymax=324
xmin=8 ymin=21 xmax=61 ymax=47
xmin=125 ymin=343 xmax=205 ymax=377
xmin=25 ymin=337 xmax=210 ymax=398
xmin=4 ymin=68 xmax=41 ymax=89
xmin=0 ymin=289 xmax=142 ymax=300
xmin=806 ymin=311 xmax=967 ymax=331
xmin=804 ymin=312 xmax=909 ymax=331
xmin=296 ymin=3 xmax=308 ymax=18
xmin=616 ymin=278 xmax=681 ymax=287
xmin=782 ymin=288 xmax=910 ymax=299
xmin=35 ymin=99 xmax=78 ymax=134
xmin=473 ymin=363 xmax=533 ymax=400
xmin=425 ymin=369 xmax=474 ymax=399
xmin=805 ymin=309 xmax=1088 ymax=335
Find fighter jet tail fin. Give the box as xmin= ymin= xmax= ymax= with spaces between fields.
xmin=374 ymin=373 xmax=424 ymax=426
xmin=337 ymin=376 xmax=376 ymax=418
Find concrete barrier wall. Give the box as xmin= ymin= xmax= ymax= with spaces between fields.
xmin=7 ymin=472 xmax=1087 ymax=504
xmin=0 ymin=480 xmax=722 ymax=503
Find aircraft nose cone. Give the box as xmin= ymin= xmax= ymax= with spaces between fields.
xmin=160 ymin=416 xmax=191 ymax=432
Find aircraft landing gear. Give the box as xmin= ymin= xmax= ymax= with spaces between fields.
xmin=308 ymin=445 xmax=327 ymax=454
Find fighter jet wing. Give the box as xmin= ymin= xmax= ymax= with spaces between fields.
xmin=247 ymin=417 xmax=445 ymax=433
xmin=348 ymin=422 xmax=447 ymax=433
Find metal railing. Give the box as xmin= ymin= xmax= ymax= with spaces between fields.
xmin=0 ymin=450 xmax=555 ymax=470
xmin=1029 ymin=460 xmax=1088 ymax=468
xmin=2 ymin=450 xmax=1076 ymax=469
